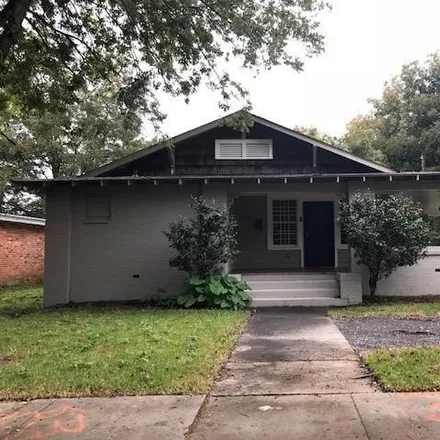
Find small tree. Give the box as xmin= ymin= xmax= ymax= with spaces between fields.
xmin=340 ymin=193 xmax=433 ymax=297
xmin=164 ymin=196 xmax=239 ymax=277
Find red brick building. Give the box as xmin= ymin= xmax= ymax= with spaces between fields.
xmin=0 ymin=214 xmax=45 ymax=285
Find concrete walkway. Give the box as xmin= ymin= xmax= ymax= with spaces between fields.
xmin=211 ymin=308 xmax=374 ymax=396
xmin=189 ymin=308 xmax=440 ymax=439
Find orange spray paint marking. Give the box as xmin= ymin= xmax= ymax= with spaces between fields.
xmin=428 ymin=403 xmax=440 ymax=422
xmin=0 ymin=404 xmax=86 ymax=439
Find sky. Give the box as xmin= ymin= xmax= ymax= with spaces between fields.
xmin=153 ymin=0 xmax=440 ymax=139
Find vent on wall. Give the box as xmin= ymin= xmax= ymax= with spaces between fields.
xmin=215 ymin=139 xmax=273 ymax=160
xmin=84 ymin=195 xmax=111 ymax=223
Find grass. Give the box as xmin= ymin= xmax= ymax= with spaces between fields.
xmin=364 ymin=347 xmax=440 ymax=392
xmin=328 ymin=300 xmax=440 ymax=318
xmin=0 ymin=284 xmax=43 ymax=314
xmin=0 ymin=285 xmax=249 ymax=400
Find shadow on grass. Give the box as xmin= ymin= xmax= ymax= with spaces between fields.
xmin=0 ymin=284 xmax=44 ymax=317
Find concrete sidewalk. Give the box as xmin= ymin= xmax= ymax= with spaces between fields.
xmin=190 ymin=393 xmax=440 ymax=439
xmin=189 ymin=308 xmax=440 ymax=439
xmin=0 ymin=395 xmax=204 ymax=439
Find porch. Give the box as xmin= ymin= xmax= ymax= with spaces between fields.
xmin=230 ymin=192 xmax=350 ymax=272
xmin=229 ymin=190 xmax=362 ymax=306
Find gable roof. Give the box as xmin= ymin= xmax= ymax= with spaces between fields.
xmin=84 ymin=111 xmax=394 ymax=177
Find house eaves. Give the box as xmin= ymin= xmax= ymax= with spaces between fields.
xmin=15 ymin=171 xmax=440 ymax=189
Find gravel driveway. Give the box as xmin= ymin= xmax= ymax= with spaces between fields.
xmin=333 ymin=317 xmax=440 ymax=352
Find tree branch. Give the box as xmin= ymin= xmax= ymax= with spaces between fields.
xmin=0 ymin=130 xmax=17 ymax=145
xmin=0 ymin=0 xmax=32 ymax=64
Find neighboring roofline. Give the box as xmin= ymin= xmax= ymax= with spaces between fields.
xmin=0 ymin=213 xmax=45 ymax=226
xmin=83 ymin=111 xmax=394 ymax=177
xmin=14 ymin=171 xmax=440 ymax=189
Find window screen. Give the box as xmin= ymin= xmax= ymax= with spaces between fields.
xmin=272 ymin=199 xmax=297 ymax=246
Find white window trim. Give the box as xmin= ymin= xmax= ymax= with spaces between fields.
xmin=267 ymin=195 xmax=300 ymax=250
xmin=215 ymin=139 xmax=273 ymax=160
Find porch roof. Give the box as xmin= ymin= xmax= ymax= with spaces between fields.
xmin=14 ymin=171 xmax=440 ymax=189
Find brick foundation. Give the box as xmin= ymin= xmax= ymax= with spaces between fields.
xmin=0 ymin=221 xmax=45 ymax=285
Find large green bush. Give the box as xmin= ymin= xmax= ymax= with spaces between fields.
xmin=340 ymin=193 xmax=432 ymax=297
xmin=164 ymin=196 xmax=238 ymax=277
xmin=177 ymin=275 xmax=251 ymax=310
xmin=164 ymin=196 xmax=250 ymax=310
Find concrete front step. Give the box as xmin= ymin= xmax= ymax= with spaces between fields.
xmin=251 ymin=288 xmax=338 ymax=299
xmin=240 ymin=272 xmax=348 ymax=307
xmin=246 ymin=279 xmax=338 ymax=290
xmin=242 ymin=273 xmax=337 ymax=281
xmin=251 ymin=297 xmax=349 ymax=307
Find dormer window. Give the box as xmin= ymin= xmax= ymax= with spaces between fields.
xmin=215 ymin=139 xmax=273 ymax=160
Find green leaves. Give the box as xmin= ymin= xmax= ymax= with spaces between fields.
xmin=1 ymin=0 xmax=328 ymax=126
xmin=164 ymin=196 xmax=239 ymax=277
xmin=1 ymin=80 xmax=150 ymax=215
xmin=343 ymin=52 xmax=440 ymax=171
xmin=340 ymin=193 xmax=433 ymax=296
xmin=177 ymin=275 xmax=252 ymax=311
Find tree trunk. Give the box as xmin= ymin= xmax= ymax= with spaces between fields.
xmin=368 ymin=271 xmax=379 ymax=299
xmin=0 ymin=0 xmax=32 ymax=64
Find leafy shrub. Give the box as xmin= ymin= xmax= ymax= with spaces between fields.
xmin=177 ymin=275 xmax=251 ymax=310
xmin=340 ymin=193 xmax=432 ymax=297
xmin=164 ymin=196 xmax=238 ymax=277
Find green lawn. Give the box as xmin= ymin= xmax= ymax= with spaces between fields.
xmin=329 ymin=301 xmax=440 ymax=318
xmin=0 ymin=285 xmax=249 ymax=400
xmin=364 ymin=347 xmax=440 ymax=392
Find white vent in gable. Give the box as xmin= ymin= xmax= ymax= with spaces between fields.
xmin=215 ymin=139 xmax=273 ymax=160
xmin=245 ymin=140 xmax=273 ymax=158
xmin=215 ymin=140 xmax=243 ymax=159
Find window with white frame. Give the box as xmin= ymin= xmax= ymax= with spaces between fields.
xmin=215 ymin=139 xmax=273 ymax=160
xmin=269 ymin=199 xmax=297 ymax=248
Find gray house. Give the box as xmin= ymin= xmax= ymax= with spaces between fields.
xmin=19 ymin=112 xmax=440 ymax=307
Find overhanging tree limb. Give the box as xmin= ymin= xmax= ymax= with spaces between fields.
xmin=0 ymin=0 xmax=32 ymax=64
xmin=0 ymin=130 xmax=16 ymax=145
